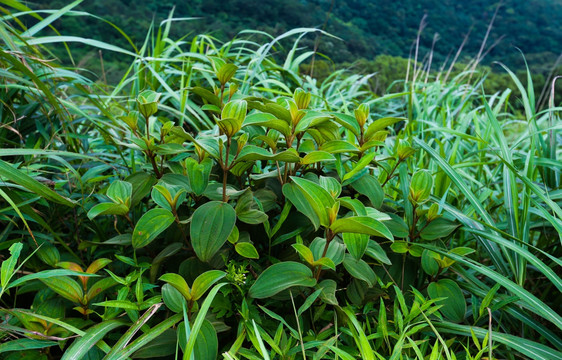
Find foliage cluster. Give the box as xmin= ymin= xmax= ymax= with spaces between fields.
xmin=0 ymin=2 xmax=561 ymax=360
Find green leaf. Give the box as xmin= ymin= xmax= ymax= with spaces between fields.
xmin=0 ymin=339 xmax=57 ymax=353
xmin=151 ymin=185 xmax=174 ymax=211
xmin=364 ymin=117 xmax=404 ymax=140
xmin=341 ymin=307 xmax=375 ymax=360
xmin=126 ymin=172 xmax=157 ymax=206
xmin=297 ymin=289 xmax=323 ymax=316
xmin=421 ymin=250 xmax=440 ymax=276
xmin=217 ymin=63 xmax=238 ymax=84
xmin=139 ymin=89 xmax=161 ymax=114
xmin=40 ymin=277 xmax=84 ymax=304
xmin=420 ymin=244 xmax=562 ymax=330
xmin=236 ymin=146 xmax=300 ymax=163
xmin=0 ymin=159 xmax=75 ymax=207
xmin=86 ymin=277 xmax=118 ymax=301
xmin=219 ymin=100 xmax=247 ymax=136
xmin=330 ymin=112 xmax=360 ymax=136
xmin=320 ymin=140 xmax=359 ymax=154
xmin=294 ymin=111 xmax=331 ymax=133
xmin=87 ymin=203 xmax=129 ymax=220
xmin=132 ymin=208 xmax=175 ymax=248
xmin=191 ymin=270 xmax=226 ymax=301
xmin=86 ymin=258 xmax=112 ymax=275
xmin=162 ymin=283 xmax=187 ymax=313
xmin=93 ymin=300 xmax=141 ymax=310
xmin=237 ymin=209 xmax=268 ymax=224
xmin=235 ymin=242 xmax=260 ymax=259
xmin=319 ymin=176 xmax=342 ymax=198
xmin=409 ymin=170 xmax=433 ymax=204
xmin=282 ymin=183 xmax=320 ymax=230
xmin=300 ymin=151 xmax=335 ymax=165
xmin=310 ymin=237 xmax=345 ymax=267
xmin=419 ymin=218 xmax=460 ymax=241
xmin=191 ymin=87 xmax=220 ymax=107
xmin=349 ymin=174 xmax=384 ymax=208
xmin=435 ymin=322 xmax=562 ymax=360
xmin=427 ymin=279 xmax=466 ymax=322
xmin=243 ymin=113 xmax=290 ymax=136
xmin=331 ymin=216 xmax=393 ymax=240
xmin=1 ymin=242 xmax=22 ymax=291
xmin=217 ymin=117 xmax=242 ymax=137
xmin=192 ymin=320 xmax=219 ymax=360
xmin=317 ymin=279 xmax=338 ymax=305
xmin=160 ymin=273 xmax=191 ymax=301
xmin=191 ymin=201 xmax=236 ymax=262
xmin=342 ymin=152 xmax=375 ymax=182
xmin=385 ymin=213 xmax=409 ymax=238
xmin=7 ymin=269 xmax=97 ymax=290
xmin=61 ymin=320 xmax=125 ymax=360
xmin=106 ymin=180 xmax=132 ymax=205
xmin=132 ymin=328 xmax=177 ymax=359
xmin=343 ymin=233 xmax=369 ymax=260
xmin=183 ymin=284 xmax=226 ymax=360
xmin=292 ymin=243 xmax=315 ymax=264
xmin=415 ymin=139 xmax=507 ymax=274
xmin=151 ymin=243 xmax=183 ymax=282
xmin=36 ymin=243 xmax=60 ymax=267
xmin=365 ymin=240 xmax=391 ymax=265
xmin=312 ymin=257 xmax=336 ymax=270
xmin=342 ymin=254 xmax=376 ymax=287
xmin=248 ymin=261 xmax=317 ymax=299
xmin=108 ymin=314 xmax=183 ymax=360
xmin=283 ymin=177 xmax=334 ymax=230
xmin=185 ymin=158 xmax=212 ymax=196
xmin=479 ymin=283 xmax=502 ymax=317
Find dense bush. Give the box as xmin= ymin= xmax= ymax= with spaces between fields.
xmin=0 ymin=3 xmax=561 ymax=359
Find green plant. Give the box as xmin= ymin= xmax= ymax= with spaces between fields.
xmin=0 ymin=2 xmax=560 ymax=360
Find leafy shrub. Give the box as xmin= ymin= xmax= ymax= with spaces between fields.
xmin=0 ymin=3 xmax=561 ymax=360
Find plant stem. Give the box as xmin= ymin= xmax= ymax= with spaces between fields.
xmin=222 ymin=137 xmax=232 ymax=202
xmin=315 ymin=230 xmax=335 ymax=280
xmin=381 ymin=159 xmax=401 ymax=187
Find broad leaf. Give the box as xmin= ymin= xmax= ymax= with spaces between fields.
xmin=427 ymin=279 xmax=466 ymax=322
xmin=191 ymin=201 xmax=236 ymax=262
xmin=249 ymin=262 xmax=316 ymax=299
xmin=343 ymin=255 xmax=376 ymax=287
xmin=160 ymin=273 xmax=191 ymax=301
xmin=132 ymin=208 xmax=175 ymax=248
xmin=331 ymin=216 xmax=393 ymax=240
xmin=191 ymin=270 xmax=226 ymax=300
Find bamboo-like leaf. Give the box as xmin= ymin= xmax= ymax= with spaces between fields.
xmin=62 ymin=320 xmax=125 ymax=360
xmin=183 ymin=283 xmax=226 ymax=360
xmin=420 ymin=244 xmax=562 ymax=331
xmin=103 ymin=304 xmax=162 ymax=358
xmin=436 ymin=322 xmax=562 ymax=360
xmin=0 ymin=159 xmax=75 ymax=207
xmin=415 ymin=139 xmax=508 ymax=275
xmin=105 ymin=314 xmax=182 ymax=360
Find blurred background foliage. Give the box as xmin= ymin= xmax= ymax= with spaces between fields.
xmin=32 ymin=0 xmax=562 ymax=106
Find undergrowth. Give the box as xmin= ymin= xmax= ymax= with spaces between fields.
xmin=0 ymin=2 xmax=560 ymax=359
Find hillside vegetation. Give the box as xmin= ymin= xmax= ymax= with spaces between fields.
xmin=0 ymin=1 xmax=561 ymax=360
xmin=37 ymin=0 xmax=562 ymax=67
